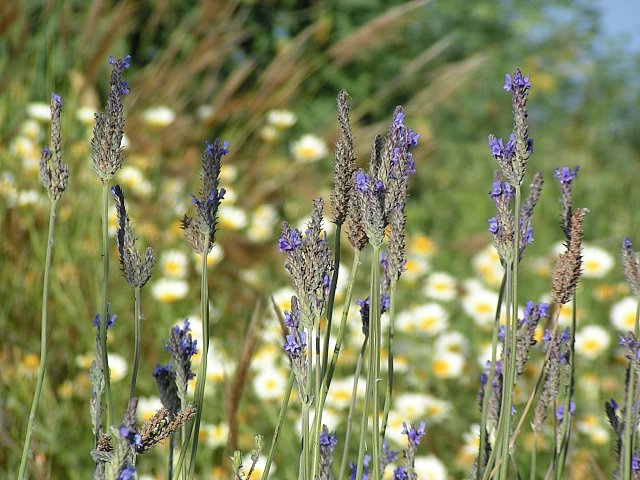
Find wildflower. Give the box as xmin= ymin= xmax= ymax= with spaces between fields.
xmin=432 ymin=351 xmax=465 ymax=379
xmin=434 ymin=331 xmax=468 ymax=355
xmin=182 ymin=139 xmax=228 ymax=253
xmin=76 ymin=105 xmax=97 ymax=125
xmin=318 ymin=426 xmax=337 ymax=480
xmin=462 ymin=288 xmax=499 ymax=328
xmin=193 ymin=243 xmax=224 ymax=268
xmin=554 ymin=166 xmax=579 ymax=184
xmin=151 ymin=278 xmax=189 ymax=303
xmin=242 ymin=454 xmax=275 ymax=479
xmin=27 ymin=102 xmax=52 ymax=122
xmin=136 ymin=396 xmax=163 ymax=422
xmin=247 ymin=204 xmax=278 ymax=242
xmin=472 ymin=244 xmax=503 ymax=287
xmin=574 ymin=325 xmax=611 ymax=359
xmin=331 ymin=90 xmax=356 ymax=225
xmin=413 ymin=455 xmax=447 ymax=480
xmin=326 ymin=376 xmax=365 ymax=410
xmin=291 ymin=133 xmax=328 ymax=163
xmin=267 ymin=109 xmax=297 ymax=129
xmin=551 ymin=209 xmax=586 ymax=305
xmin=160 ymin=249 xmax=189 ymax=278
xmin=621 ymin=237 xmax=640 ymax=295
xmin=202 ymin=422 xmax=230 ymax=449
xmin=218 ymin=204 xmax=248 ymax=230
xmin=407 ymin=303 xmax=449 ymax=336
xmin=112 ymin=185 xmax=155 ymax=287
xmin=117 ymin=165 xmax=153 ymax=197
xmin=108 ymin=353 xmax=128 ymax=382
xmin=39 ymin=93 xmax=69 ymax=201
xmin=21 ymin=119 xmax=42 ymax=140
xmin=91 ymin=55 xmax=131 ymax=183
xmin=400 ymin=256 xmax=431 ymax=283
xmin=142 ymin=105 xmax=176 ymax=128
xmin=162 ymin=319 xmax=198 ymax=396
xmin=423 ymin=271 xmax=457 ymax=301
xmin=252 ymin=365 xmax=288 ymax=401
xmin=610 ymin=296 xmax=638 ymax=331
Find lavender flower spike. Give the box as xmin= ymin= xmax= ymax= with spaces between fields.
xmin=40 ymin=93 xmax=69 ymax=200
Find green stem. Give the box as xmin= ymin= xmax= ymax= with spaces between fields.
xmin=339 ymin=335 xmax=369 ymax=480
xmin=370 ymin=245 xmax=382 ymax=480
xmin=322 ymin=223 xmax=342 ymax=375
xmin=262 ymin=371 xmax=294 ymax=480
xmin=621 ymin=296 xmax=640 ymax=480
xmin=129 ymin=285 xmax=142 ymax=403
xmin=554 ymin=296 xmax=577 ymax=479
xmin=381 ymin=280 xmax=398 ymax=440
xmin=18 ymin=199 xmax=58 ymax=479
xmin=188 ymin=234 xmax=211 ymax=479
xmin=477 ymin=272 xmax=507 ymax=480
xmin=100 ymin=183 xmax=112 ymax=431
xmin=355 ymin=332 xmax=373 ymax=480
xmin=530 ymin=430 xmax=537 ymax=480
xmin=498 ymin=184 xmax=522 ymax=480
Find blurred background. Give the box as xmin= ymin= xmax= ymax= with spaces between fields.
xmin=2 ymin=0 xmax=640 ymax=478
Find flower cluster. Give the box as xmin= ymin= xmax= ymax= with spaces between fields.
xmin=182 ymin=139 xmax=228 ymax=253
xmin=91 ymin=55 xmax=131 ymax=183
xmin=39 ymin=92 xmax=69 ymax=200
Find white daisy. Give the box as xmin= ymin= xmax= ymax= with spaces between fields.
xmin=462 ymin=288 xmax=499 ymax=328
xmin=117 ymin=165 xmax=153 ymax=197
xmin=76 ymin=106 xmax=97 ymax=125
xmin=432 ymin=351 xmax=465 ymax=379
xmin=219 ymin=204 xmax=248 ymax=230
xmin=151 ymin=278 xmax=189 ymax=303
xmin=201 ymin=422 xmax=229 ymax=449
xmin=400 ymin=256 xmax=431 ymax=283
xmin=291 ymin=134 xmax=328 ymax=163
xmin=27 ymin=102 xmax=51 ymax=122
xmin=611 ymin=296 xmax=639 ymax=331
xmin=107 ymin=353 xmax=128 ymax=382
xmin=142 ymin=105 xmax=176 ymax=128
xmin=414 ymin=455 xmax=447 ymax=480
xmin=137 ymin=396 xmax=163 ymax=422
xmin=473 ymin=244 xmax=503 ymax=287
xmin=434 ymin=331 xmax=468 ymax=355
xmin=20 ymin=119 xmax=43 ymax=140
xmin=267 ymin=109 xmax=297 ymax=129
xmin=326 ymin=376 xmax=364 ymax=410
xmin=252 ymin=365 xmax=288 ymax=401
xmin=396 ymin=303 xmax=448 ymax=336
xmin=581 ymin=245 xmax=615 ymax=278
xmin=423 ymin=271 xmax=457 ymax=301
xmin=160 ymin=249 xmax=189 ymax=278
xmin=247 ymin=204 xmax=278 ymax=242
xmin=574 ymin=325 xmax=610 ymax=359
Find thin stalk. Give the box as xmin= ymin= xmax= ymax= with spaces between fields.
xmin=302 ymin=396 xmax=310 ymax=480
xmin=18 ymin=199 xmax=58 ymax=479
xmin=100 ymin=183 xmax=112 ymax=430
xmin=477 ymin=273 xmax=507 ymax=480
xmin=499 ymin=184 xmax=522 ymax=480
xmin=262 ymin=371 xmax=294 ymax=480
xmin=554 ymin=295 xmax=577 ymax=479
xmin=128 ymin=285 xmax=142 ymax=403
xmin=370 ymin=245 xmax=382 ymax=480
xmin=322 ymin=223 xmax=342 ymax=375
xmin=381 ymin=280 xmax=398 ymax=440
xmin=312 ymin=319 xmax=322 ymax=480
xmin=188 ymin=234 xmax=211 ymax=479
xmin=530 ymin=430 xmax=537 ymax=480
xmin=621 ymin=296 xmax=640 ymax=479
xmin=172 ymin=424 xmax=193 ymax=480
xmin=302 ymin=320 xmax=314 ymax=480
xmin=169 ymin=435 xmax=175 ymax=480
xmin=339 ymin=335 xmax=369 ymax=480
xmin=355 ymin=333 xmax=373 ymax=480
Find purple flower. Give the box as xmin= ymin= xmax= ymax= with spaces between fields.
xmin=51 ymin=92 xmax=62 ymax=108
xmin=278 ymin=230 xmax=302 ymax=252
xmin=554 ymin=166 xmax=579 ymax=184
xmin=319 ymin=428 xmax=338 ymax=449
xmin=401 ymin=421 xmax=426 ymax=446
xmin=504 ymin=70 xmax=531 ymax=92
xmin=108 ymin=54 xmax=132 ymax=69
xmin=355 ymin=170 xmax=369 ymax=192
xmin=624 ymin=237 xmax=633 ymax=250
xmin=504 ymin=134 xmax=516 ymax=158
xmin=488 ymin=136 xmax=504 ymax=158
xmin=523 ymin=226 xmax=534 ymax=244
xmin=556 ymin=401 xmax=576 ymax=422
xmin=118 ymin=466 xmax=136 ymax=480
xmin=537 ymin=302 xmax=551 ymax=318
xmin=93 ymin=312 xmax=117 ymax=329
xmin=488 ymin=217 xmax=499 ymax=234
xmin=119 ymin=425 xmax=142 ymax=450
xmin=349 ymin=454 xmax=371 ymax=480
xmin=283 ymin=332 xmax=306 ymax=358
xmin=393 ymin=467 xmax=408 ymax=480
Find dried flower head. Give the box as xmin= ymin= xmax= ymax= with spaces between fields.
xmin=39 ymin=93 xmax=69 ymax=200
xmin=112 ymin=184 xmax=155 ymax=288
xmin=182 ymin=139 xmax=228 ymax=253
xmin=621 ymin=238 xmax=640 ymax=296
xmin=551 ymin=208 xmax=586 ymax=305
xmin=331 ymin=90 xmax=356 ymax=225
xmin=91 ymin=55 xmax=131 ymax=183
xmin=554 ymin=166 xmax=580 ymax=239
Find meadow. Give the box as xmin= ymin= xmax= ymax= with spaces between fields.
xmin=3 ymin=1 xmax=640 ymax=479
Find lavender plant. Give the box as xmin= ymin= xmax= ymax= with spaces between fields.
xmin=18 ymin=92 xmax=69 ymax=480
xmin=91 ymin=55 xmax=131 ymax=434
